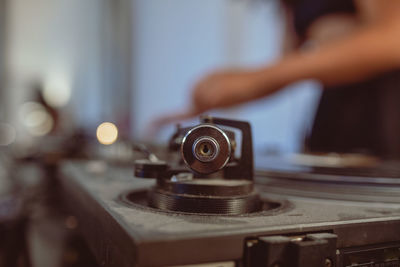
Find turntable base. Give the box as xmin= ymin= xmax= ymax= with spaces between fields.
xmin=59 ymin=160 xmax=400 ymax=267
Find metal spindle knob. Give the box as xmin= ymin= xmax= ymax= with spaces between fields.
xmin=181 ymin=124 xmax=231 ymax=175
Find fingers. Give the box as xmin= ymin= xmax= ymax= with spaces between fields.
xmin=144 ymin=109 xmax=200 ymax=140
xmin=143 ymin=71 xmax=231 ymax=139
xmin=153 ymin=110 xmax=199 ymax=126
xmin=192 ymin=78 xmax=220 ymax=111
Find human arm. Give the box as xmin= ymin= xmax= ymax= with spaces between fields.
xmin=189 ymin=0 xmax=400 ymax=114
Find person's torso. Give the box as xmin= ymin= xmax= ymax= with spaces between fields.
xmin=284 ymin=0 xmax=400 ymax=158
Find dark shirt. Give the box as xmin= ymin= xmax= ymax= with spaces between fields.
xmin=307 ymin=71 xmax=400 ymax=158
xmin=286 ymin=0 xmax=355 ymax=38
xmin=285 ymin=0 xmax=400 ymax=158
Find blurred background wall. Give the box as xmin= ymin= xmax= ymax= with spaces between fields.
xmin=0 ymin=0 xmax=6 ymax=122
xmin=4 ymin=0 xmax=132 ymax=143
xmin=2 ymin=0 xmax=321 ymax=154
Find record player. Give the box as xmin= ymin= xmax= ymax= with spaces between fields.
xmin=57 ymin=116 xmax=400 ymax=267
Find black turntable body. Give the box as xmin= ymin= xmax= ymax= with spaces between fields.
xmin=58 ymin=117 xmax=400 ymax=267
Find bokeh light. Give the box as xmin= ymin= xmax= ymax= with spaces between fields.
xmin=0 ymin=123 xmax=17 ymax=146
xmin=96 ymin=122 xmax=118 ymax=145
xmin=19 ymin=102 xmax=54 ymax=136
xmin=42 ymin=76 xmax=72 ymax=108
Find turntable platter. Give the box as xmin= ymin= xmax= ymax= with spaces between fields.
xmin=289 ymin=153 xmax=380 ymax=168
xmin=255 ymin=154 xmax=400 ymax=203
xmin=255 ymin=154 xmax=400 ymax=179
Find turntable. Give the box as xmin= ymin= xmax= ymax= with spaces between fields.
xmin=58 ymin=117 xmax=400 ymax=267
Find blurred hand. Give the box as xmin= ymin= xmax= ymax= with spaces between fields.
xmin=190 ymin=69 xmax=267 ymax=114
xmin=147 ymin=68 xmax=280 ymax=137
